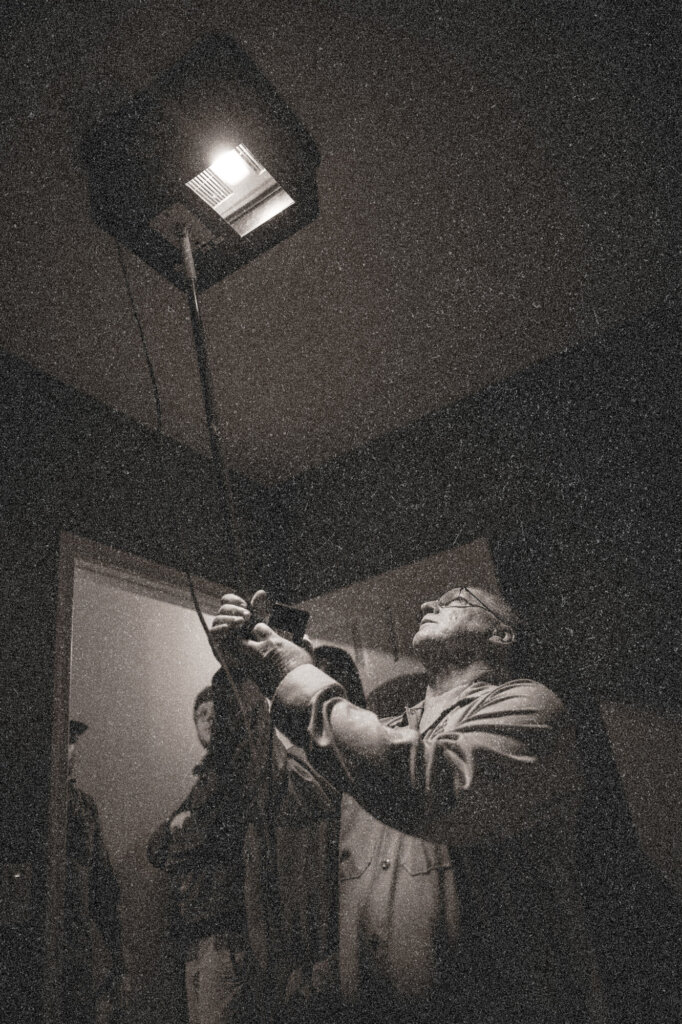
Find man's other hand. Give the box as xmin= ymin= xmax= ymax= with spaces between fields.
xmin=245 ymin=622 xmax=313 ymax=686
xmin=210 ymin=592 xmax=256 ymax=651
xmin=210 ymin=589 xmax=312 ymax=694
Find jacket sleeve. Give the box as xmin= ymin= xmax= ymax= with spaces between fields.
xmin=90 ymin=827 xmax=123 ymax=961
xmin=147 ymin=820 xmax=173 ymax=869
xmin=146 ymin=791 xmax=195 ymax=870
xmin=271 ymin=665 xmax=580 ymax=846
xmin=81 ymin=795 xmax=123 ymax=963
xmin=271 ymin=738 xmax=341 ymax=825
xmin=161 ymin=772 xmax=248 ymax=861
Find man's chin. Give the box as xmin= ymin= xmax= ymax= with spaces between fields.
xmin=412 ymin=631 xmax=437 ymax=664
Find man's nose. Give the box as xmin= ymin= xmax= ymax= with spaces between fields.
xmin=420 ymin=599 xmax=438 ymax=614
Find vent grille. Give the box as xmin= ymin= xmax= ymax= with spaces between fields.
xmin=186 ymin=169 xmax=233 ymax=210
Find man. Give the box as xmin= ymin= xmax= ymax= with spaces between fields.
xmin=147 ymin=676 xmax=252 ymax=1024
xmin=64 ymin=720 xmax=124 ymax=1024
xmin=210 ymin=587 xmax=601 ymax=1024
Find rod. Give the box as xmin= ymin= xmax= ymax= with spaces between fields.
xmin=181 ymin=228 xmax=245 ymax=586
xmin=181 ymin=230 xmax=281 ymax=1010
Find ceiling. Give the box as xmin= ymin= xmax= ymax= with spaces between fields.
xmin=2 ymin=0 xmax=678 ymax=483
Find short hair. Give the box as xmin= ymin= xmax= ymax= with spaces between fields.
xmin=470 ymin=588 xmax=522 ymax=666
xmin=313 ymin=645 xmax=366 ymax=708
xmin=463 ymin=586 xmax=520 ymax=632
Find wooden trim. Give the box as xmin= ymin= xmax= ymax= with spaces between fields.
xmin=69 ymin=535 xmax=226 ymax=610
xmin=44 ymin=532 xmax=76 ymax=1024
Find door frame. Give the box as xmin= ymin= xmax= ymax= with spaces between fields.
xmin=45 ymin=532 xmax=225 ymax=1023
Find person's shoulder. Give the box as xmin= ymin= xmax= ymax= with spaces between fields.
xmin=70 ymin=785 xmax=100 ymax=819
xmin=480 ymin=678 xmax=567 ymax=720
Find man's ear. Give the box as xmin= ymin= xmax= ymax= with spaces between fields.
xmin=488 ymin=625 xmax=516 ymax=647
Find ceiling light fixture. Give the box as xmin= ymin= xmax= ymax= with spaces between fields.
xmin=81 ymin=34 xmax=320 ymax=290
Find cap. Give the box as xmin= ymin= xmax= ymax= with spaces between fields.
xmin=69 ymin=720 xmax=88 ymax=743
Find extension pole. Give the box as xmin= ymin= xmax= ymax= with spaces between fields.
xmin=181 ymin=228 xmax=245 ymax=586
xmin=181 ymin=230 xmax=281 ymax=1017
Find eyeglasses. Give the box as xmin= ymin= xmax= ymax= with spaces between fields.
xmin=435 ymin=587 xmax=508 ymax=624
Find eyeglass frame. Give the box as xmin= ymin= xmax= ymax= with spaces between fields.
xmin=434 ymin=586 xmax=510 ymax=625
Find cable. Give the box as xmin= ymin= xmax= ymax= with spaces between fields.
xmin=119 ymin=234 xmax=278 ymax=983
xmin=116 ymin=237 xmax=256 ymax=720
xmin=180 ymin=229 xmax=245 ymax=583
xmin=184 ymin=573 xmax=257 ymax=747
xmin=116 ymin=242 xmax=163 ymax=432
xmin=116 ymin=240 xmax=249 ymax=725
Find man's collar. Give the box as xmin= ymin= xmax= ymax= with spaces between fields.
xmin=415 ymin=674 xmax=497 ymax=734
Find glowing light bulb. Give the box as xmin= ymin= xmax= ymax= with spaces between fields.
xmin=209 ymin=149 xmax=252 ymax=187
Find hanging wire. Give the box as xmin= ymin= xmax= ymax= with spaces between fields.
xmin=116 ymin=242 xmax=163 ymax=432
xmin=116 ymin=241 xmax=261 ymax=768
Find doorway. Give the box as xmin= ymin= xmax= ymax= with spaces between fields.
xmin=47 ymin=534 xmax=225 ymax=1024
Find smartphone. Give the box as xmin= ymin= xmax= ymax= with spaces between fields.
xmin=267 ymin=603 xmax=310 ymax=644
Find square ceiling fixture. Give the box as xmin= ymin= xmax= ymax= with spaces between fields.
xmin=81 ymin=34 xmax=320 ymax=290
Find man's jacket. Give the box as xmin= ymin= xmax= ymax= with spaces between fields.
xmin=270 ymin=667 xmax=602 ymax=1024
xmin=147 ymin=752 xmax=249 ymax=947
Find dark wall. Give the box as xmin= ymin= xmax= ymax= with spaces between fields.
xmin=273 ymin=306 xmax=680 ymax=713
xmin=0 ymin=351 xmax=270 ymax=1023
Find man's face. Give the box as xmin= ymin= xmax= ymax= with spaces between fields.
xmin=194 ymin=700 xmax=215 ymax=749
xmin=412 ymin=586 xmax=508 ymax=665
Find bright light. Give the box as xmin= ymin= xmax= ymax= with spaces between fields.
xmin=186 ymin=143 xmax=295 ymax=238
xmin=210 ymin=148 xmax=252 ymax=187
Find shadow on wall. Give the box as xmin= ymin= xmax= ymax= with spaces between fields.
xmin=600 ymin=702 xmax=682 ymax=899
xmin=301 ymin=537 xmax=499 ymax=697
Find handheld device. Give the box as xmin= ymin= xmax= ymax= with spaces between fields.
xmin=267 ymin=603 xmax=310 ymax=644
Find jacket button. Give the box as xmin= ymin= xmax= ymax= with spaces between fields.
xmin=339 ymin=849 xmax=350 ymax=861
xmin=381 ymin=859 xmax=390 ymax=870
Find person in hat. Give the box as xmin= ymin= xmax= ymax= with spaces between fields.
xmin=64 ymin=720 xmax=125 ymax=1024
xmin=147 ymin=676 xmax=254 ymax=1024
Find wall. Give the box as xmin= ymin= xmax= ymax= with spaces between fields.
xmin=600 ymin=702 xmax=682 ymax=898
xmin=273 ymin=307 xmax=680 ymax=713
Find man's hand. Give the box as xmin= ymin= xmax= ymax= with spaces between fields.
xmin=210 ymin=591 xmax=265 ymax=651
xmin=210 ymin=589 xmax=312 ymax=695
xmin=244 ymin=622 xmax=313 ymax=685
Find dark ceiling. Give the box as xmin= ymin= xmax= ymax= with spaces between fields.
xmin=2 ymin=0 xmax=678 ymax=482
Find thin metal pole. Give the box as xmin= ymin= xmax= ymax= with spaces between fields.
xmin=180 ymin=231 xmax=280 ymax=1014
xmin=179 ymin=228 xmax=256 ymax=736
xmin=181 ymin=228 xmax=245 ymax=586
